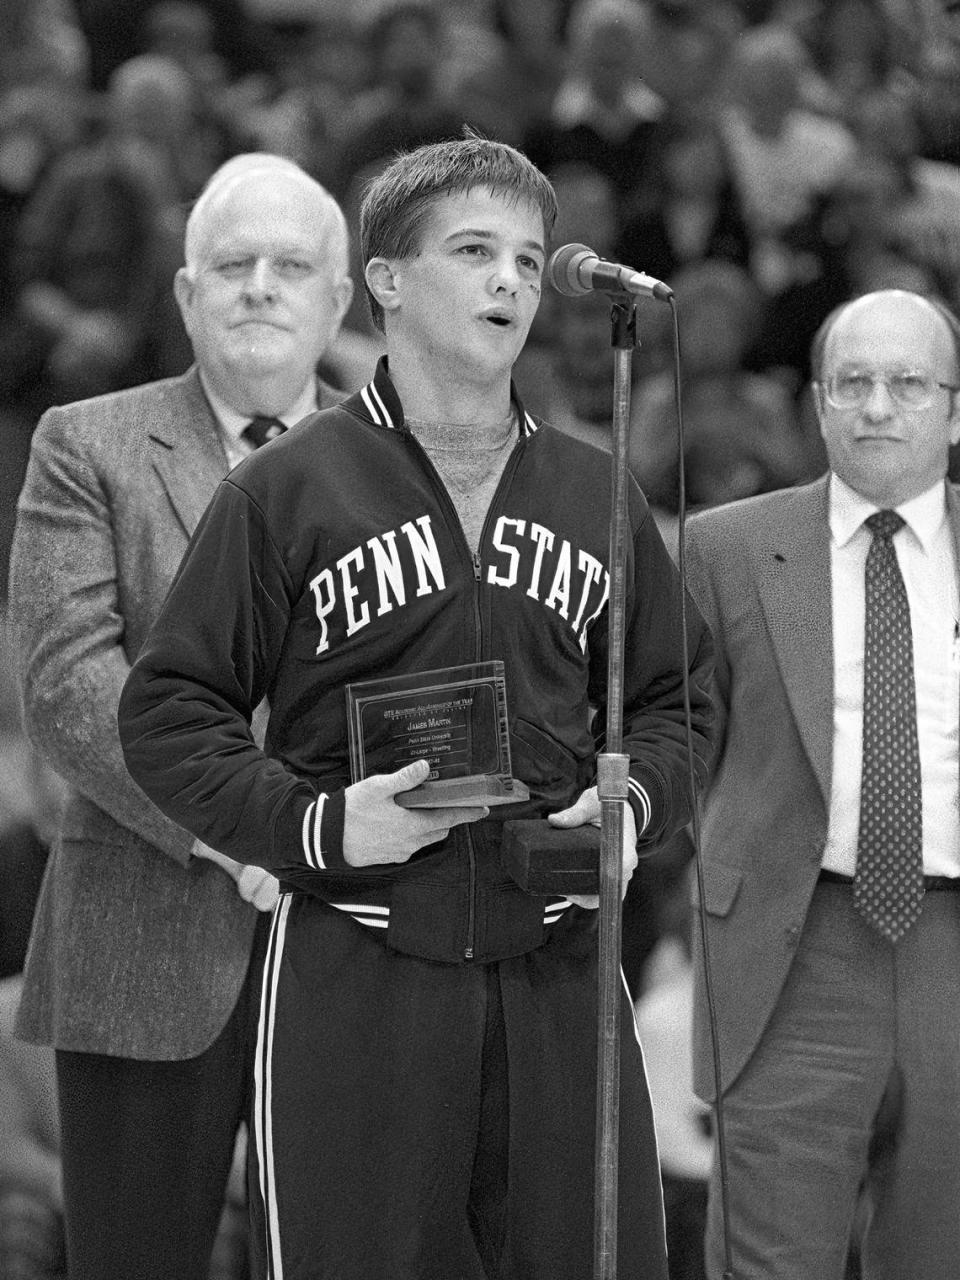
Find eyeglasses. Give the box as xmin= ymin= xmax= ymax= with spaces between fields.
xmin=821 ymin=366 xmax=960 ymax=411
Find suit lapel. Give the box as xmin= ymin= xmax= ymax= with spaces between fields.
xmin=148 ymin=368 xmax=230 ymax=538
xmin=754 ymin=478 xmax=834 ymax=807
xmin=147 ymin=372 xmax=344 ymax=538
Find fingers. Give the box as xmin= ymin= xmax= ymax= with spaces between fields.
xmin=547 ymin=800 xmax=596 ymax=827
xmin=428 ymin=804 xmax=490 ymax=829
xmin=235 ymin=865 xmax=280 ymax=912
xmin=250 ymin=879 xmax=281 ymax=912
xmin=548 ymin=785 xmax=601 ymax=829
xmin=342 ymin=763 xmax=488 ymax=867
xmin=394 ymin=804 xmax=490 ymax=852
xmin=383 ymin=758 xmax=432 ymax=796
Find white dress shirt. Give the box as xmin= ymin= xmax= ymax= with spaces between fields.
xmin=823 ymin=474 xmax=960 ymax=878
xmin=198 ymin=373 xmax=319 ymax=470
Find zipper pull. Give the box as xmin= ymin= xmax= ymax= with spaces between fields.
xmin=472 ymin=551 xmax=482 ymax=582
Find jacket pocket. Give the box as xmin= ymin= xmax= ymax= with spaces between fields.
xmin=510 ymin=718 xmax=582 ymax=806
xmin=700 ymin=861 xmax=742 ymax=917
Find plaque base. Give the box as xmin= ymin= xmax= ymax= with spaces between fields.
xmin=395 ymin=777 xmax=530 ymax=809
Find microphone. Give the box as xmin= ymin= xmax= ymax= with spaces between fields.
xmin=546 ymin=243 xmax=673 ymax=302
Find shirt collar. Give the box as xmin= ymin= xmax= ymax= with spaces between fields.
xmin=198 ymin=370 xmax=319 ymax=443
xmin=829 ymin=472 xmax=948 ymax=554
xmin=355 ymin=356 xmax=539 ymax=439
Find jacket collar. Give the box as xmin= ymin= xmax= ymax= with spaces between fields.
xmin=354 ymin=356 xmax=539 ymax=439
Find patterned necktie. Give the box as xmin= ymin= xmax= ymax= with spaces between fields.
xmin=853 ymin=509 xmax=924 ymax=943
xmin=242 ymin=416 xmax=286 ymax=449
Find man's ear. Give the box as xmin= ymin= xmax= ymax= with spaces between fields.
xmin=949 ymin=391 xmax=960 ymax=448
xmin=334 ymin=275 xmax=355 ymax=325
xmin=364 ymin=258 xmax=401 ymax=318
xmin=810 ymin=380 xmax=826 ymax=435
xmin=172 ymin=267 xmax=194 ymax=323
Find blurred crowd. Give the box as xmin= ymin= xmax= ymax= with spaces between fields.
xmin=2 ymin=0 xmax=960 ymax=579
xmin=1 ymin=1 xmax=959 ymax=1276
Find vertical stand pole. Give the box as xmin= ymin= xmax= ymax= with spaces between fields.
xmin=594 ymin=297 xmax=638 ymax=1280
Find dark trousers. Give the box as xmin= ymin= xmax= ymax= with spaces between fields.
xmin=250 ymin=894 xmax=669 ymax=1280
xmin=55 ymin=919 xmax=267 ymax=1280
xmin=706 ymin=882 xmax=960 ymax=1280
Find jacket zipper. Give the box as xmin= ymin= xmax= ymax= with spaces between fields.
xmin=402 ymin=428 xmax=527 ymax=961
xmin=464 ymin=550 xmax=482 ymax=960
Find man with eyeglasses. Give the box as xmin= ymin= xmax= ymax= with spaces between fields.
xmin=684 ymin=289 xmax=960 ymax=1280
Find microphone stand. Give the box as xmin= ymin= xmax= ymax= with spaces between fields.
xmin=594 ymin=293 xmax=638 ymax=1280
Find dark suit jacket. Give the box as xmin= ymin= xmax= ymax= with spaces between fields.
xmin=8 ymin=367 xmax=338 ymax=1059
xmin=684 ymin=476 xmax=960 ymax=1101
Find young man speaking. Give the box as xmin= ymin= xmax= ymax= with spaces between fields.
xmin=120 ymin=135 xmax=715 ymax=1280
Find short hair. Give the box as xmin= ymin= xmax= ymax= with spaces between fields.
xmin=810 ymin=290 xmax=960 ymax=383
xmin=183 ymin=153 xmax=349 ymax=278
xmin=359 ymin=134 xmax=558 ymax=333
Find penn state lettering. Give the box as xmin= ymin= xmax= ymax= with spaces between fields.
xmin=308 ymin=513 xmax=610 ymax=655
xmin=486 ymin=516 xmax=609 ymax=650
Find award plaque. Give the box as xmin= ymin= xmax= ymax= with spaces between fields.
xmin=345 ymin=661 xmax=530 ymax=808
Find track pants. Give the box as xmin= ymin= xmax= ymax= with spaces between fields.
xmin=250 ymin=893 xmax=668 ymax=1280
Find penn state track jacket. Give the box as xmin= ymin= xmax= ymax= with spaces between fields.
xmin=119 ymin=359 xmax=715 ymax=964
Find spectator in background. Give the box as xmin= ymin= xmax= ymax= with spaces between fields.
xmin=792 ymin=0 xmax=914 ymax=123
xmin=141 ymin=0 xmax=230 ymax=93
xmin=72 ymin=0 xmax=266 ymax=92
xmin=905 ymin=0 xmax=960 ymax=166
xmin=0 ymin=111 xmax=191 ymax=424
xmin=0 ymin=79 xmax=92 ymax=582
xmin=512 ymin=161 xmax=621 ymax=419
xmin=0 ymin=83 xmax=87 ymax=232
xmin=634 ymin=0 xmax=742 ymax=112
xmin=330 ymin=1 xmax=464 ymax=199
xmin=105 ymin=52 xmax=238 ymax=201
xmin=620 ymin=109 xmax=752 ymax=286
xmin=824 ymin=152 xmax=940 ymax=309
xmin=6 ymin=153 xmax=352 ymax=1280
xmin=236 ymin=14 xmax=368 ymax=180
xmin=847 ymin=91 xmax=960 ymax=311
xmin=718 ymin=23 xmax=856 ymax=379
xmin=631 ymin=259 xmax=815 ymax=553
xmin=0 ymin=0 xmax=89 ymax=89
xmin=524 ymin=0 xmax=666 ymax=255
xmin=519 ymin=280 xmax=618 ymax=439
xmin=439 ymin=0 xmax=565 ymax=147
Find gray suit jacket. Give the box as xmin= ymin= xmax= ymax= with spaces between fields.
xmin=8 ymin=368 xmax=337 ymax=1059
xmin=685 ymin=476 xmax=960 ymax=1101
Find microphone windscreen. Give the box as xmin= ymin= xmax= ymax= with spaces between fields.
xmin=546 ymin=243 xmax=595 ymax=296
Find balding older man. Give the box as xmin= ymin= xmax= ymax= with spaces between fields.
xmin=7 ymin=154 xmax=353 ymax=1280
xmin=687 ymin=290 xmax=960 ymax=1280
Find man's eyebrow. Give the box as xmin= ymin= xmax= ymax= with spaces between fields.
xmin=445 ymin=227 xmax=545 ymax=256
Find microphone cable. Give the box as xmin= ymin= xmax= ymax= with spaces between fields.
xmin=663 ymin=293 xmax=736 ymax=1280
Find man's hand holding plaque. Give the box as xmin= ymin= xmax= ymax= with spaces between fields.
xmin=343 ymin=759 xmax=490 ymax=867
